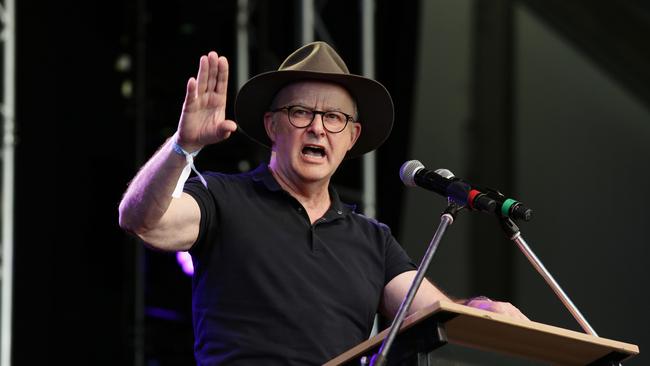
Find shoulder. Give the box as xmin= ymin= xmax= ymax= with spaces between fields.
xmin=347 ymin=211 xmax=394 ymax=240
xmin=186 ymin=168 xmax=259 ymax=193
xmin=205 ymin=164 xmax=273 ymax=186
xmin=349 ymin=211 xmax=389 ymax=229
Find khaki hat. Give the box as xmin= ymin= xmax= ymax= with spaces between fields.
xmin=235 ymin=41 xmax=394 ymax=158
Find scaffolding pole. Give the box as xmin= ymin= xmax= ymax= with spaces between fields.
xmin=0 ymin=0 xmax=16 ymax=364
xmin=236 ymin=0 xmax=250 ymax=90
xmin=300 ymin=0 xmax=315 ymax=45
xmin=361 ymin=0 xmax=376 ymax=219
xmin=361 ymin=0 xmax=380 ymax=337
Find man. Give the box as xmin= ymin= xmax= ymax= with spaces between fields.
xmin=119 ymin=42 xmax=527 ymax=365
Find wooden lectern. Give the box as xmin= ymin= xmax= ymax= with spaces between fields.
xmin=324 ymin=300 xmax=639 ymax=366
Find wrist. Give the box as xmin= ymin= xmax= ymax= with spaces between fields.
xmin=172 ymin=139 xmax=201 ymax=158
xmin=172 ymin=133 xmax=202 ymax=155
xmin=169 ymin=134 xmax=207 ymax=198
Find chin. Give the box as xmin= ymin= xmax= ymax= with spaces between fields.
xmin=299 ymin=169 xmax=330 ymax=183
xmin=294 ymin=163 xmax=332 ymax=183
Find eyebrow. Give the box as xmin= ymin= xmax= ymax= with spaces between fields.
xmin=290 ymin=103 xmax=347 ymax=113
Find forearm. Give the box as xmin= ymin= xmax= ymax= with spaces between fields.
xmin=383 ymin=272 xmax=530 ymax=321
xmin=381 ymin=271 xmax=452 ymax=318
xmin=118 ymin=135 xmax=188 ymax=234
xmin=118 ymin=50 xmax=235 ymax=250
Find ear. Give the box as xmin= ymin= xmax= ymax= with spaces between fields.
xmin=263 ymin=112 xmax=276 ymax=143
xmin=346 ymin=121 xmax=362 ymax=151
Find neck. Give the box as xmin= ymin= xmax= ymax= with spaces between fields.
xmin=267 ymin=163 xmax=332 ymax=222
xmin=269 ymin=164 xmax=329 ymax=203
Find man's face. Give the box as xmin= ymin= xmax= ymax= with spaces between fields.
xmin=264 ymin=81 xmax=361 ymax=185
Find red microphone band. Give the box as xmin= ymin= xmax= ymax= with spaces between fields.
xmin=468 ymin=189 xmax=482 ymax=210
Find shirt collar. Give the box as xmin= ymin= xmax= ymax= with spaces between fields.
xmin=251 ymin=163 xmax=282 ymax=191
xmin=250 ymin=164 xmax=354 ymax=216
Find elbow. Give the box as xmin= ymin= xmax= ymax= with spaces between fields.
xmin=118 ymin=210 xmax=133 ymax=234
xmin=118 ymin=203 xmax=134 ymax=233
xmin=118 ymin=200 xmax=163 ymax=245
xmin=118 ymin=200 xmax=144 ymax=235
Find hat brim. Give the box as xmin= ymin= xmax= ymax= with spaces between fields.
xmin=234 ymin=70 xmax=394 ymax=159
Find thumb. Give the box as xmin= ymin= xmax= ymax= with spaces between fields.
xmin=216 ymin=120 xmax=238 ymax=140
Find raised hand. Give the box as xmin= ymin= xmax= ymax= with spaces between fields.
xmin=176 ymin=51 xmax=238 ymax=152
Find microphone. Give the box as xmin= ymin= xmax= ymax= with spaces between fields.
xmin=399 ymin=160 xmax=495 ymax=212
xmin=399 ymin=160 xmax=533 ymax=221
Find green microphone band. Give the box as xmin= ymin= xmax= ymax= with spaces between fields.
xmin=501 ymin=198 xmax=517 ymax=217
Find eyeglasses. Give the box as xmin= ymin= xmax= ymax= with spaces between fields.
xmin=271 ymin=105 xmax=355 ymax=134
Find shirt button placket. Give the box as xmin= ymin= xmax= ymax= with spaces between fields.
xmin=311 ymin=218 xmax=327 ymax=253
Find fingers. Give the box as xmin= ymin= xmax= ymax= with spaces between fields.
xmin=196 ymin=51 xmax=226 ymax=94
xmin=180 ymin=52 xmax=232 ymax=148
xmin=206 ymin=52 xmax=219 ymax=93
xmin=184 ymin=77 xmax=197 ymax=107
xmin=216 ymin=56 xmax=229 ymax=96
xmin=465 ymin=298 xmax=530 ymax=322
xmin=196 ymin=55 xmax=209 ymax=94
xmin=491 ymin=301 xmax=530 ymax=321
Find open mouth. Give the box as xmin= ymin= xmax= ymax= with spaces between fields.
xmin=302 ymin=145 xmax=326 ymax=158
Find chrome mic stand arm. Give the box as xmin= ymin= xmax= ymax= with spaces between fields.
xmin=369 ymin=203 xmax=462 ymax=366
xmin=500 ymin=218 xmax=598 ymax=336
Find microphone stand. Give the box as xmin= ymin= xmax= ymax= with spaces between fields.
xmin=500 ymin=217 xmax=599 ymax=336
xmin=369 ymin=202 xmax=462 ymax=366
xmin=499 ymin=219 xmax=629 ymax=364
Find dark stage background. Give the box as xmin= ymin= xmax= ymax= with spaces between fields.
xmin=11 ymin=0 xmax=648 ymax=364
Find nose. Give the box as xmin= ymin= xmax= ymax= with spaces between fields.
xmin=306 ymin=113 xmax=326 ymax=136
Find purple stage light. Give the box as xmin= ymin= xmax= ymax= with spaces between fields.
xmin=176 ymin=251 xmax=194 ymax=276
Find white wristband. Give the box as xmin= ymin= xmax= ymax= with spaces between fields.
xmin=171 ymin=140 xmax=207 ymax=198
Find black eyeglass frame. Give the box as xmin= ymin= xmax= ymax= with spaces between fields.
xmin=271 ymin=105 xmax=356 ymax=134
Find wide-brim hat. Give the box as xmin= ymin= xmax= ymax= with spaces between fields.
xmin=235 ymin=41 xmax=394 ymax=159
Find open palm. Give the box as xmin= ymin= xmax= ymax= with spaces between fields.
xmin=177 ymin=51 xmax=237 ymax=152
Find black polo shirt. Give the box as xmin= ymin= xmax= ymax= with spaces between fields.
xmin=184 ymin=164 xmax=416 ymax=365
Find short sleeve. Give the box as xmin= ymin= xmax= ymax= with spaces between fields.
xmin=384 ymin=234 xmax=417 ymax=286
xmin=183 ymin=175 xmax=219 ymax=255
